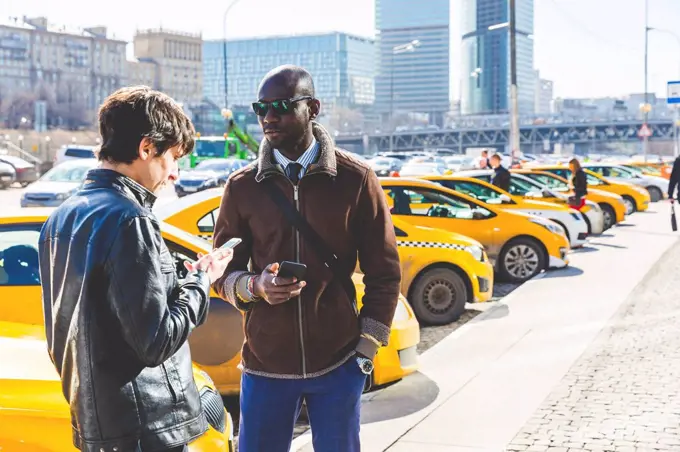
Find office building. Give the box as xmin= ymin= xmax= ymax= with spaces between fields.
xmin=203 ymin=32 xmax=375 ymax=112
xmin=375 ymin=0 xmax=450 ymax=125
xmin=460 ymin=0 xmax=535 ymax=116
xmin=0 ymin=16 xmax=126 ymax=116
xmin=132 ymin=28 xmax=203 ymax=105
xmin=534 ymin=70 xmax=553 ymax=115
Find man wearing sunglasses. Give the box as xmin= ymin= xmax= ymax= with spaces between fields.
xmin=212 ymin=65 xmax=401 ymax=451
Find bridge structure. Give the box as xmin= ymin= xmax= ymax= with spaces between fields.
xmin=335 ymin=119 xmax=676 ymax=153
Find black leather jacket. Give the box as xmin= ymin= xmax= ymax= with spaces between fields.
xmin=38 ymin=169 xmax=211 ymax=452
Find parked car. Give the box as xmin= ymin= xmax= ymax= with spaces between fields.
xmin=0 ymin=162 xmax=15 ymax=189
xmin=0 ymin=155 xmax=39 ymax=187
xmin=175 ymin=158 xmax=249 ymax=197
xmin=0 ymin=320 xmax=235 ymax=451
xmin=583 ymin=163 xmax=669 ymax=203
xmin=54 ymin=145 xmax=97 ymax=166
xmin=368 ymin=157 xmax=402 ymax=177
xmin=20 ymin=159 xmax=98 ymax=207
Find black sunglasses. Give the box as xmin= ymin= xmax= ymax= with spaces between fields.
xmin=251 ymin=96 xmax=313 ymax=117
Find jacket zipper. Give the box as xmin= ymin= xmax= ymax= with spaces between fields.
xmin=162 ymin=363 xmax=178 ymax=403
xmin=293 ymin=184 xmax=307 ymax=378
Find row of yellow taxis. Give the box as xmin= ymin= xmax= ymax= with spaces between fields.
xmin=0 ymin=157 xmax=657 ymax=451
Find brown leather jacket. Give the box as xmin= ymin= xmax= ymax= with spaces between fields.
xmin=212 ymin=123 xmax=401 ymax=379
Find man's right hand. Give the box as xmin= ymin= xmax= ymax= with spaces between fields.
xmin=253 ymin=263 xmax=306 ymax=305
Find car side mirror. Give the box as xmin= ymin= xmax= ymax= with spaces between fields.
xmin=542 ymin=188 xmax=552 ymax=197
xmin=499 ymin=194 xmax=511 ymax=203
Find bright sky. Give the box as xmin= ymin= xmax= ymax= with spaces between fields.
xmin=6 ymin=0 xmax=680 ymax=100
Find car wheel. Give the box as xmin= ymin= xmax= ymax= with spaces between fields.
xmin=410 ymin=267 xmax=468 ymax=325
xmin=498 ymin=238 xmax=546 ymax=283
xmin=622 ymin=195 xmax=636 ymax=215
xmin=646 ymin=186 xmax=662 ymax=203
xmin=599 ymin=203 xmax=616 ymax=229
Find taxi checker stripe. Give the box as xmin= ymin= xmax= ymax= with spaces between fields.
xmin=398 ymin=241 xmax=467 ymax=250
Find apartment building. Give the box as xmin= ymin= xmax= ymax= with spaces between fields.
xmin=0 ymin=16 xmax=126 ymax=113
xmin=132 ymin=28 xmax=203 ymax=105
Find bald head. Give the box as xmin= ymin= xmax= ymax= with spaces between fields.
xmin=258 ymin=65 xmax=315 ymax=99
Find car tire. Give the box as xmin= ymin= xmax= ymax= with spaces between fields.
xmin=599 ymin=203 xmax=616 ymax=230
xmin=498 ymin=237 xmax=546 ymax=284
xmin=622 ymin=195 xmax=637 ymax=214
xmin=410 ymin=267 xmax=468 ymax=326
xmin=646 ymin=186 xmax=662 ymax=203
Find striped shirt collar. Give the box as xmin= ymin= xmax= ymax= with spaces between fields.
xmin=273 ymin=137 xmax=319 ymax=175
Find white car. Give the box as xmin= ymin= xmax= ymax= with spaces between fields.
xmin=54 ymin=145 xmax=97 ymax=166
xmin=432 ymin=170 xmax=590 ymax=248
xmin=584 ymin=163 xmax=668 ymax=203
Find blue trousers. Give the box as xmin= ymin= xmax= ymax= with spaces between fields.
xmin=238 ymin=358 xmax=366 ymax=452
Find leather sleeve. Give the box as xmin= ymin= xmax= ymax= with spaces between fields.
xmin=354 ymin=168 xmax=402 ymax=350
xmin=106 ymin=215 xmax=211 ymax=367
xmin=669 ymin=158 xmax=680 ymax=198
xmin=212 ymin=177 xmax=255 ymax=311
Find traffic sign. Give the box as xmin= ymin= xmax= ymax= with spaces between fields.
xmin=668 ymin=81 xmax=680 ymax=104
xmin=638 ymin=124 xmax=652 ymax=138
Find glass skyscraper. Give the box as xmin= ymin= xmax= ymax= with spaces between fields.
xmin=203 ymin=32 xmax=375 ymax=111
xmin=375 ymin=0 xmax=450 ymax=125
xmin=460 ymin=0 xmax=534 ymax=116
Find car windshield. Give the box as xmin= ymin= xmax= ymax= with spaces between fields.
xmin=526 ymin=173 xmax=569 ymax=191
xmin=41 ymin=163 xmax=95 ymax=182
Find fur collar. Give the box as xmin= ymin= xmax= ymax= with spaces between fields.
xmin=255 ymin=122 xmax=337 ymax=182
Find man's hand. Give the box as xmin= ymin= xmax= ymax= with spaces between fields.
xmin=670 ymin=197 xmax=675 ymax=204
xmin=253 ymin=263 xmax=306 ymax=305
xmin=184 ymin=248 xmax=234 ymax=283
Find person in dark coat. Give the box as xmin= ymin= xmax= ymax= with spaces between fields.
xmin=568 ymin=157 xmax=588 ymax=210
xmin=490 ymin=154 xmax=511 ymax=192
xmin=668 ymin=155 xmax=680 ymax=203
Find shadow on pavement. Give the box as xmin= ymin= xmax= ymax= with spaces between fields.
xmin=360 ymin=372 xmax=440 ymax=425
xmin=572 ymin=246 xmax=598 ymax=253
xmin=541 ymin=266 xmax=584 ymax=279
xmin=589 ymin=241 xmax=628 ymax=249
xmin=616 ymin=223 xmax=636 ymax=227
xmin=478 ymin=303 xmax=509 ymax=321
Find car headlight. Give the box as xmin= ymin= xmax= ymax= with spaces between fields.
xmin=465 ymin=245 xmax=484 ymax=262
xmin=530 ymin=217 xmax=564 ymax=235
xmin=202 ymin=178 xmax=218 ymax=187
xmin=392 ymin=295 xmax=411 ymax=322
xmin=55 ymin=192 xmax=70 ymax=200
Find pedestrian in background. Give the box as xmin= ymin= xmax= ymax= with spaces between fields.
xmin=479 ymin=149 xmax=490 ymax=169
xmin=38 ymin=86 xmax=233 ymax=452
xmin=490 ymin=153 xmax=511 ymax=192
xmin=568 ymin=158 xmax=588 ymax=210
xmin=212 ymin=65 xmax=402 ymax=451
xmin=668 ymin=155 xmax=680 ymax=203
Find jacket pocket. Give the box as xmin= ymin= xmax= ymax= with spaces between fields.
xmin=161 ymin=363 xmax=179 ymax=404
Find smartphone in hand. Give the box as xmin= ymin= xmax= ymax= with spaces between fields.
xmin=277 ymin=261 xmax=307 ymax=281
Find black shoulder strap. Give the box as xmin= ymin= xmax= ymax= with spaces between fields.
xmin=262 ymin=178 xmax=357 ymax=303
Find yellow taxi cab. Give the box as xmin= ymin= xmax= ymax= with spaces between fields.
xmin=623 ymin=161 xmax=672 ymax=180
xmin=0 ymin=320 xmax=235 ymax=452
xmin=379 ymin=177 xmax=570 ymax=284
xmin=0 ymin=208 xmax=418 ymax=392
xmin=420 ymin=174 xmax=589 ymax=247
xmin=512 ymin=169 xmax=627 ymax=230
xmin=527 ymin=165 xmax=650 ymax=215
xmin=155 ymin=189 xmax=493 ymax=326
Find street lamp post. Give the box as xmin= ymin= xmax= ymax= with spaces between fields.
xmin=648 ymin=26 xmax=680 ymax=157
xmin=222 ymin=0 xmax=242 ymax=110
xmin=643 ymin=0 xmax=651 ymax=162
xmin=389 ymin=40 xmax=421 ymax=152
xmin=509 ymin=0 xmax=520 ymax=165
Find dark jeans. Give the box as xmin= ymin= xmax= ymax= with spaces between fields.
xmin=238 ymin=358 xmax=367 ymax=452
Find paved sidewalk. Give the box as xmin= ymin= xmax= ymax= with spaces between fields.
xmin=507 ymin=238 xmax=680 ymax=452
xmin=290 ymin=205 xmax=679 ymax=452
